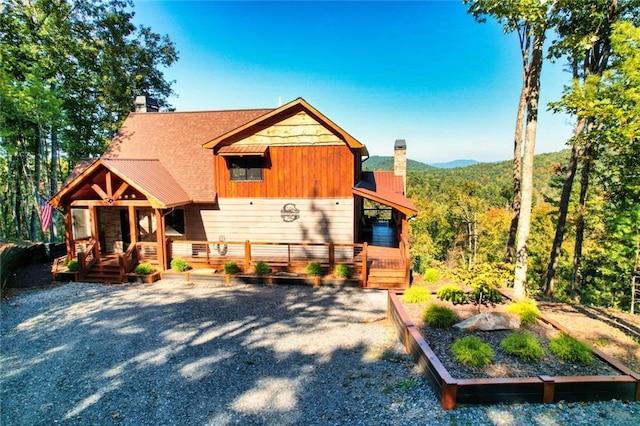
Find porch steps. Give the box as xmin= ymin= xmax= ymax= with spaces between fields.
xmin=365 ymin=267 xmax=407 ymax=289
xmin=82 ymin=255 xmax=124 ymax=283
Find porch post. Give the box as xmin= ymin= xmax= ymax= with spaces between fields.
xmin=89 ymin=205 xmax=100 ymax=262
xmin=64 ymin=206 xmax=75 ymax=260
xmin=155 ymin=208 xmax=166 ymax=270
xmin=128 ymin=206 xmax=137 ymax=245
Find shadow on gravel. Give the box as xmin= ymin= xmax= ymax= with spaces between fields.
xmin=0 ymin=283 xmax=413 ymax=425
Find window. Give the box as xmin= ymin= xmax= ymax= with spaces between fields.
xmin=229 ymin=156 xmax=263 ymax=181
xmin=165 ymin=209 xmax=185 ymax=236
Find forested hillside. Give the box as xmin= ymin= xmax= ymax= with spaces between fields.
xmin=363 ymin=156 xmax=435 ymax=172
xmin=405 ymin=148 xmax=637 ymax=311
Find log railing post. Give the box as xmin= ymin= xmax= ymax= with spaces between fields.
xmin=361 ymin=242 xmax=368 ymax=288
xmin=328 ymin=242 xmax=335 ymax=269
xmin=244 ymin=240 xmax=251 ymax=272
xmin=78 ymin=251 xmax=86 ymax=280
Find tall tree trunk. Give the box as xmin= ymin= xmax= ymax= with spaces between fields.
xmin=50 ymin=125 xmax=58 ymax=242
xmin=543 ymin=119 xmax=587 ymax=295
xmin=14 ymin=153 xmax=23 ymax=238
xmin=571 ymin=143 xmax=593 ymax=300
xmin=30 ymin=126 xmax=43 ymax=241
xmin=513 ymin=32 xmax=546 ymax=301
xmin=505 ymin=86 xmax=526 ymax=263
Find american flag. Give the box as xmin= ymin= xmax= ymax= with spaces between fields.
xmin=40 ymin=197 xmax=52 ymax=233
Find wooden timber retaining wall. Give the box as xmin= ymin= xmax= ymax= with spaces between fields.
xmin=387 ymin=291 xmax=640 ymax=410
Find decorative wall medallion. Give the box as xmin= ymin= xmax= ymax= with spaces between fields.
xmin=216 ymin=235 xmax=228 ymax=255
xmin=281 ymin=203 xmax=300 ymax=222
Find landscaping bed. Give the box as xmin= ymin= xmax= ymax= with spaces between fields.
xmin=388 ymin=290 xmax=640 ymax=409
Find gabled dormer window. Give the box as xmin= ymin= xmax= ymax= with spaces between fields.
xmin=229 ymin=156 xmax=263 ymax=181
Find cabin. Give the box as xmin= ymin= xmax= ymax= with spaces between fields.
xmin=50 ymin=98 xmax=417 ymax=288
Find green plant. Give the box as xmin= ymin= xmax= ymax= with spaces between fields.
xmin=170 ymin=258 xmax=190 ymax=272
xmin=67 ymin=260 xmax=79 ymax=272
xmin=335 ymin=264 xmax=353 ymax=279
xmin=451 ymin=336 xmax=494 ymax=368
xmin=254 ymin=261 xmax=271 ymax=276
xmin=549 ymin=333 xmax=594 ymax=365
xmin=436 ymin=284 xmax=467 ymax=304
xmin=401 ymin=286 xmax=431 ymax=304
xmin=422 ymin=304 xmax=457 ymax=328
xmin=224 ymin=261 xmax=241 ymax=275
xmin=506 ymin=299 xmax=541 ymax=325
xmin=306 ymin=262 xmax=323 ymax=277
xmin=423 ymin=268 xmax=440 ymax=283
xmin=134 ymin=263 xmax=154 ymax=275
xmin=500 ymin=332 xmax=544 ymax=361
xmin=396 ymin=377 xmax=420 ymax=392
xmin=470 ymin=280 xmax=503 ymax=304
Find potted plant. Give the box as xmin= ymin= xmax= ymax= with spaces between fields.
xmin=223 ymin=261 xmax=241 ymax=284
xmin=307 ymin=262 xmax=323 ymax=287
xmin=130 ymin=262 xmax=161 ymax=284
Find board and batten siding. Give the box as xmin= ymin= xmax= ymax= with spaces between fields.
xmin=214 ymin=111 xmax=360 ymax=199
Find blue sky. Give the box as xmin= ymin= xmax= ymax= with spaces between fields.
xmin=132 ymin=1 xmax=574 ymax=164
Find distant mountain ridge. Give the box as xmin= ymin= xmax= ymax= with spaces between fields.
xmin=428 ymin=159 xmax=479 ymax=169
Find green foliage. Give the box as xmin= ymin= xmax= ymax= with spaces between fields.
xmin=170 ymin=258 xmax=190 ymax=272
xmin=506 ymin=299 xmax=541 ymax=325
xmin=470 ymin=281 xmax=503 ymax=304
xmin=67 ymin=260 xmax=79 ymax=272
xmin=423 ymin=268 xmax=441 ymax=283
xmin=401 ymin=286 xmax=431 ymax=304
xmin=451 ymin=336 xmax=494 ymax=368
xmin=549 ymin=334 xmax=594 ymax=365
xmin=134 ymin=263 xmax=154 ymax=275
xmin=306 ymin=262 xmax=323 ymax=277
xmin=436 ymin=284 xmax=467 ymax=304
xmin=335 ymin=264 xmax=353 ymax=279
xmin=254 ymin=261 xmax=271 ymax=276
xmin=422 ymin=304 xmax=457 ymax=328
xmin=363 ymin=156 xmax=434 ymax=172
xmin=224 ymin=261 xmax=241 ymax=275
xmin=396 ymin=377 xmax=420 ymax=392
xmin=500 ymin=333 xmax=544 ymax=361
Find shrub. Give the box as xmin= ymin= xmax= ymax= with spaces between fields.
xmin=451 ymin=336 xmax=494 ymax=368
xmin=500 ymin=332 xmax=544 ymax=361
xmin=506 ymin=299 xmax=541 ymax=325
xmin=254 ymin=261 xmax=271 ymax=276
xmin=67 ymin=260 xmax=79 ymax=272
xmin=549 ymin=333 xmax=594 ymax=365
xmin=470 ymin=281 xmax=503 ymax=304
xmin=335 ymin=264 xmax=353 ymax=279
xmin=306 ymin=262 xmax=323 ymax=277
xmin=422 ymin=304 xmax=457 ymax=328
xmin=224 ymin=261 xmax=241 ymax=275
xmin=423 ymin=268 xmax=441 ymax=283
xmin=401 ymin=286 xmax=431 ymax=304
xmin=170 ymin=258 xmax=190 ymax=272
xmin=436 ymin=284 xmax=467 ymax=304
xmin=134 ymin=263 xmax=154 ymax=275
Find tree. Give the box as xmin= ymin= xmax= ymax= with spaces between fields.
xmin=465 ymin=0 xmax=555 ymax=299
xmin=544 ymin=1 xmax=640 ymax=296
xmin=0 ymin=0 xmax=178 ymax=241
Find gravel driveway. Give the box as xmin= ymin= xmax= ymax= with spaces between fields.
xmin=1 ymin=281 xmax=638 ymax=425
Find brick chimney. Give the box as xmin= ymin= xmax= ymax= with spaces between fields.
xmin=394 ymin=139 xmax=407 ymax=194
xmin=134 ymin=95 xmax=159 ymax=113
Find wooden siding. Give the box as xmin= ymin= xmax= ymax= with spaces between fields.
xmin=184 ymin=198 xmax=354 ymax=246
xmin=215 ymin=144 xmax=355 ymax=198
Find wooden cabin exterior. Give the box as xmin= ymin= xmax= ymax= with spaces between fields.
xmin=49 ymin=98 xmax=417 ymax=287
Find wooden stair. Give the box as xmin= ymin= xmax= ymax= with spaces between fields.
xmin=82 ymin=254 xmax=125 ymax=283
xmin=366 ymin=267 xmax=407 ymax=289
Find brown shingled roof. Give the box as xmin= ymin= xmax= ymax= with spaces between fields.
xmin=104 ymin=108 xmax=272 ymax=202
xmin=362 ymin=171 xmax=404 ymax=194
xmin=353 ymin=178 xmax=417 ymax=216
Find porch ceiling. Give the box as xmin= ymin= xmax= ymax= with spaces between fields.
xmin=353 ymin=181 xmax=418 ymax=216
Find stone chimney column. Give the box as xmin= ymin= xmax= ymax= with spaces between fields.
xmin=394 ymin=139 xmax=407 ymax=194
xmin=134 ymin=95 xmax=159 ymax=113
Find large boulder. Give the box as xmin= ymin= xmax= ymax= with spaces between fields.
xmin=453 ymin=311 xmax=521 ymax=331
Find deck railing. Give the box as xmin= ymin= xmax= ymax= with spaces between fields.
xmin=118 ymin=242 xmax=139 ymax=282
xmin=399 ymin=235 xmax=411 ymax=286
xmin=77 ymin=239 xmax=97 ymax=281
xmin=168 ymin=240 xmax=369 ymax=284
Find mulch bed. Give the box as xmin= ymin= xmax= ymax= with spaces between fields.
xmin=402 ymin=299 xmax=623 ymax=379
